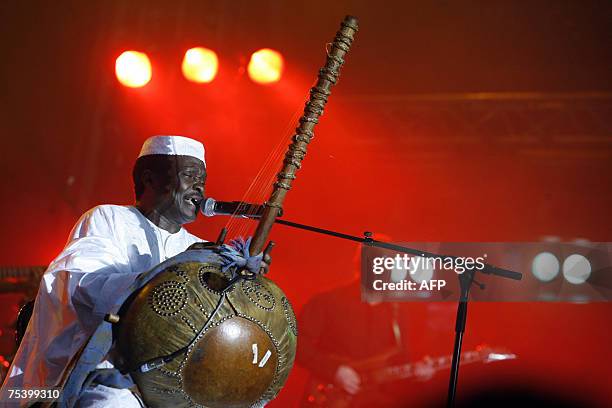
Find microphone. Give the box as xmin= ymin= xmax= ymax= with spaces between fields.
xmin=201 ymin=198 xmax=281 ymax=218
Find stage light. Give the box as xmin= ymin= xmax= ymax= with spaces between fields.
xmin=247 ymin=48 xmax=284 ymax=84
xmin=531 ymin=252 xmax=560 ymax=282
xmin=562 ymin=254 xmax=592 ymax=284
xmin=390 ymin=266 xmax=407 ymax=282
xmin=182 ymin=47 xmax=218 ymax=83
xmin=409 ymin=257 xmax=434 ymax=284
xmin=115 ymin=51 xmax=152 ymax=88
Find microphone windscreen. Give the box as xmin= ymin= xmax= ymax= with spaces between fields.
xmin=202 ymin=197 xmax=216 ymax=217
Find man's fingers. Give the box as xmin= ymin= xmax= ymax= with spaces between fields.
xmin=346 ymin=386 xmax=358 ymax=395
xmin=335 ymin=365 xmax=362 ymax=395
xmin=345 ymin=380 xmax=360 ymax=395
xmin=263 ymin=241 xmax=275 ymax=255
xmin=347 ymin=372 xmax=360 ymax=384
xmin=260 ymin=244 xmax=272 ymax=274
xmin=342 ymin=367 xmax=361 ymax=394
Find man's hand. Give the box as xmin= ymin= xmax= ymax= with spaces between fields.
xmin=334 ymin=365 xmax=361 ymax=395
xmin=260 ymin=252 xmax=272 ymax=274
xmin=259 ymin=241 xmax=274 ymax=274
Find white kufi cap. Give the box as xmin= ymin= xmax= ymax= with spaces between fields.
xmin=138 ymin=135 xmax=206 ymax=167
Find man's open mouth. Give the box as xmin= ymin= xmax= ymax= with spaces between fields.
xmin=185 ymin=196 xmax=203 ymax=209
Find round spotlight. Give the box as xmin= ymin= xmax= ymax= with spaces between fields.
xmin=115 ymin=51 xmax=152 ymax=88
xmin=390 ymin=266 xmax=407 ymax=283
xmin=531 ymin=252 xmax=560 ymax=282
xmin=562 ymin=254 xmax=591 ymax=284
xmin=182 ymin=47 xmax=218 ymax=83
xmin=409 ymin=256 xmax=434 ymax=284
xmin=247 ymin=48 xmax=284 ymax=84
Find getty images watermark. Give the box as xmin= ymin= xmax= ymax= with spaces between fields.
xmin=360 ymin=242 xmax=612 ymax=302
xmin=370 ymin=253 xmax=487 ymax=292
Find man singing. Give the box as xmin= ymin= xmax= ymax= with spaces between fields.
xmin=1 ymin=135 xmax=211 ymax=406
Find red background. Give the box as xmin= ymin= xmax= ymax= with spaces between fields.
xmin=0 ymin=1 xmax=610 ymax=406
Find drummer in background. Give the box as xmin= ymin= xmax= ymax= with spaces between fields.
xmin=2 ymin=135 xmax=211 ymax=406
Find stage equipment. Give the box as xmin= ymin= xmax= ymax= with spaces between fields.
xmin=238 ymin=218 xmax=522 ymax=407
xmin=301 ymin=345 xmax=515 ymax=407
xmin=113 ymin=16 xmax=359 ymax=408
xmin=201 ymin=198 xmax=275 ymax=219
xmin=562 ymin=253 xmax=591 ymax=284
xmin=0 ymin=266 xmax=45 ymax=296
xmin=446 ymin=259 xmax=521 ymax=407
xmin=115 ymin=50 xmax=152 ymax=88
xmin=531 ymin=251 xmax=561 ymax=282
xmin=247 ymin=48 xmax=284 ymax=84
xmin=182 ymin=47 xmax=218 ymax=83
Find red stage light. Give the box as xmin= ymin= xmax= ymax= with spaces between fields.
xmin=182 ymin=47 xmax=218 ymax=83
xmin=247 ymin=48 xmax=284 ymax=84
xmin=115 ymin=51 xmax=152 ymax=88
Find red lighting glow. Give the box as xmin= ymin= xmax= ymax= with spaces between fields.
xmin=182 ymin=47 xmax=218 ymax=83
xmin=247 ymin=48 xmax=284 ymax=84
xmin=115 ymin=51 xmax=152 ymax=88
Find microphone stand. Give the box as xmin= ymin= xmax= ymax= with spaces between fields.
xmin=234 ymin=215 xmax=522 ymax=406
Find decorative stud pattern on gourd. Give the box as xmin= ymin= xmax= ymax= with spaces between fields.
xmin=149 ymin=280 xmax=189 ymax=316
xmin=281 ymin=297 xmax=298 ymax=336
xmin=198 ymin=265 xmax=234 ymax=295
xmin=241 ymin=280 xmax=276 ymax=311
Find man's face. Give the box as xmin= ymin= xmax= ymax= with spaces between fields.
xmin=154 ymin=155 xmax=206 ymax=225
